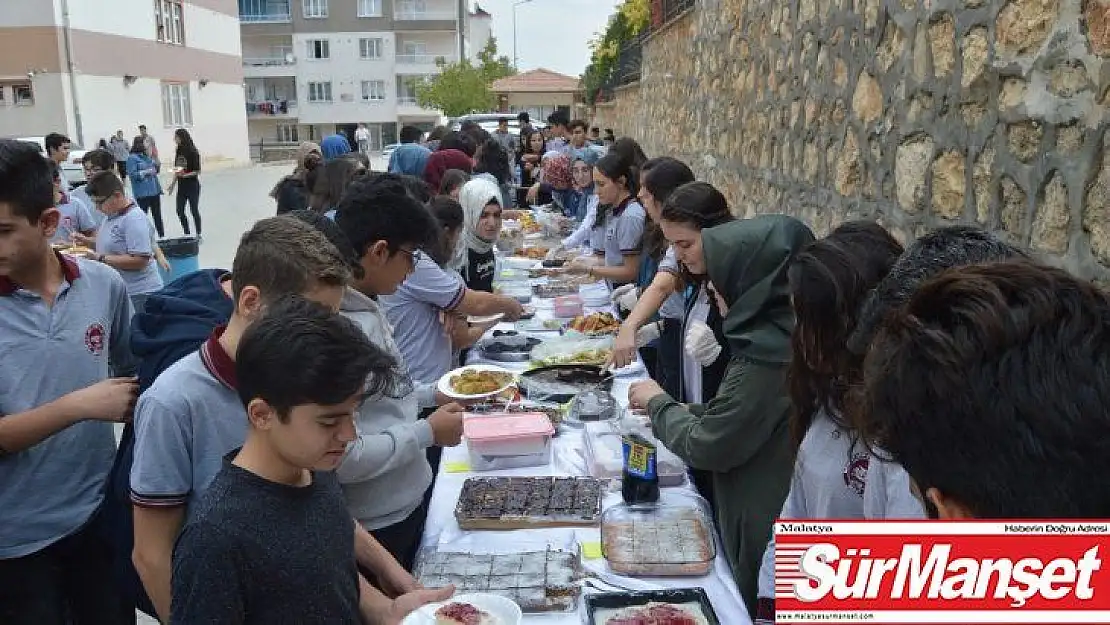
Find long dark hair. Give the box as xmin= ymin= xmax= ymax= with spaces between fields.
xmin=174 ymin=128 xmax=197 ymax=156
xmin=640 ymin=157 xmax=695 ymax=262
xmin=609 ymin=137 xmax=648 ymax=170
xmin=427 ymin=195 xmax=464 ymax=266
xmin=474 ymin=138 xmax=512 ymax=185
xmin=130 ymin=136 xmax=146 ymax=154
xmin=786 ymin=221 xmax=903 ymax=449
xmin=659 ymin=181 xmax=735 ymax=282
xmin=310 ymin=156 xmax=363 ymax=212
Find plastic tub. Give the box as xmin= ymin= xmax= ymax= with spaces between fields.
xmin=157 ymin=236 xmax=200 ymax=283
xmin=600 ymin=497 xmax=716 ymax=576
xmin=463 ymin=412 xmax=555 ymax=456
xmin=553 ymin=295 xmax=583 ymax=318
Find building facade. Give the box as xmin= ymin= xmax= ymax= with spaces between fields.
xmin=492 ymin=68 xmax=582 ymax=123
xmin=0 ymin=0 xmax=250 ymax=165
xmin=241 ymin=0 xmax=478 ymax=153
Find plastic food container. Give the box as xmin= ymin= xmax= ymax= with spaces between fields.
xmin=583 ymin=421 xmax=686 ymax=486
xmin=553 ymin=295 xmax=584 ymax=318
xmin=464 ymin=412 xmax=555 ymax=456
xmin=600 ymin=497 xmax=716 ymax=577
xmin=497 ymin=283 xmax=534 ymax=303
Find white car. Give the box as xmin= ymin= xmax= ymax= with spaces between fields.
xmin=15 ymin=136 xmax=88 ymax=186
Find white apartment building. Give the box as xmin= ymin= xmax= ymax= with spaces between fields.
xmin=241 ymin=0 xmax=486 ymax=152
xmin=0 ymin=0 xmax=250 ymax=165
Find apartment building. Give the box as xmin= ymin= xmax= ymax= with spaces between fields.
xmin=240 ymin=0 xmax=487 ymax=151
xmin=0 ymin=0 xmax=250 ymax=165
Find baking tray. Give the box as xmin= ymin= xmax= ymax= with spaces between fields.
xmin=415 ymin=545 xmax=583 ymax=613
xmin=584 ymin=588 xmax=721 ymax=625
xmin=600 ymin=498 xmax=716 ymax=577
xmin=454 ymin=476 xmax=604 ymax=530
xmin=518 ymin=365 xmax=613 ymax=403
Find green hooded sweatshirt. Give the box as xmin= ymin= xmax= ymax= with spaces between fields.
xmin=646 ymin=215 xmax=815 ymax=615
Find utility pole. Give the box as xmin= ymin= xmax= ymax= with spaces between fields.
xmin=512 ymin=0 xmax=536 ymax=69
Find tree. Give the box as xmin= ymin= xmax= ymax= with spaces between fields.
xmin=581 ymin=0 xmax=650 ymax=103
xmin=415 ymin=38 xmax=515 ymax=117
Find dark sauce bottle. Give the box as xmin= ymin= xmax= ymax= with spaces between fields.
xmin=621 ymin=433 xmax=660 ymax=505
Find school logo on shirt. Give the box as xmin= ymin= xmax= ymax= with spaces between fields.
xmin=84 ymin=322 xmax=106 ymax=355
xmin=843 ymin=452 xmax=869 ymax=497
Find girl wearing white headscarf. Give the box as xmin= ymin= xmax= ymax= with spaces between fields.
xmin=457 ymin=177 xmax=504 ymax=292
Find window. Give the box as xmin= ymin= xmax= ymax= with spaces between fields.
xmin=305 ymin=39 xmax=329 ymax=59
xmin=13 ymin=84 xmax=33 ymax=105
xmin=277 ymin=124 xmax=299 ymax=143
xmin=359 ymin=38 xmax=383 ymax=59
xmin=302 ymin=0 xmax=327 ymax=18
xmin=160 ymin=82 xmax=192 ymax=127
xmin=361 ymin=80 xmax=386 ymax=101
xmin=154 ymin=0 xmax=185 ymax=45
xmin=357 ymin=0 xmax=382 ymax=17
xmin=307 ymin=81 xmax=332 ymax=102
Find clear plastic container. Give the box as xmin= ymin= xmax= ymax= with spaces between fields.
xmin=600 ymin=497 xmax=716 ymax=577
xmin=583 ymin=421 xmax=686 ymax=486
xmin=463 ymin=413 xmax=554 ymax=456
xmin=554 ymin=295 xmax=584 ymax=318
xmin=468 ymin=439 xmax=552 ymax=471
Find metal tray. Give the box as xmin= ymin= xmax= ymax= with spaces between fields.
xmin=585 ymin=588 xmax=721 ymax=625
xmin=518 ymin=365 xmax=613 ymax=403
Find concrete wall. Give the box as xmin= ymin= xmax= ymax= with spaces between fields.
xmin=592 ymin=0 xmax=1110 ymax=283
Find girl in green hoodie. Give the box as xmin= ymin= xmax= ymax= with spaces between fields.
xmin=629 ymin=214 xmax=815 ymax=616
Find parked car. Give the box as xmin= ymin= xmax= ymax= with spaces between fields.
xmin=15 ymin=136 xmax=88 ymax=186
xmin=449 ymin=113 xmax=546 ymax=136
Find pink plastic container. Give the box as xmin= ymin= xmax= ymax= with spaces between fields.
xmin=464 ymin=412 xmax=555 ymax=456
xmin=553 ymin=295 xmax=584 ymax=318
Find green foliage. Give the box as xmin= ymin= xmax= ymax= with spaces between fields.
xmin=415 ymin=38 xmax=516 ymax=117
xmin=581 ymin=0 xmax=651 ymax=103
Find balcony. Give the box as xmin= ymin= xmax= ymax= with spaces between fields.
xmin=242 ymin=48 xmax=296 ymax=77
xmin=394 ymin=9 xmax=456 ymax=20
xmin=246 ymin=99 xmax=298 ymax=119
xmin=396 ymin=53 xmax=451 ymax=65
xmin=393 ymin=2 xmax=457 ymax=30
xmin=239 ymin=0 xmax=291 ymax=23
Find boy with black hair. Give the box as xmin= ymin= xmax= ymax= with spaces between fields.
xmin=73 ymin=149 xmax=119 ymax=223
xmin=334 ymin=175 xmax=469 ymax=572
xmin=131 ymin=216 xmax=422 ymax=622
xmin=171 ymin=296 xmax=453 ymax=624
xmin=859 ymin=261 xmax=1110 ymax=518
xmin=84 ymin=171 xmax=163 ymax=309
xmin=545 ymin=111 xmax=570 ymax=155
xmin=567 ymin=120 xmax=602 ymax=166
xmin=0 ymin=139 xmax=137 ymax=624
xmin=45 ymin=133 xmax=73 ymax=192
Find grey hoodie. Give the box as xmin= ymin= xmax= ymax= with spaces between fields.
xmin=337 ymin=287 xmax=437 ymax=531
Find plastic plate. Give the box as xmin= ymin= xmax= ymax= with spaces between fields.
xmin=402 ymin=593 xmax=523 ymax=625
xmin=437 ymin=365 xmax=518 ymax=401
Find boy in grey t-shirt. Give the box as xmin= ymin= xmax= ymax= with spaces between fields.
xmin=0 ymin=139 xmax=138 ymax=625
xmin=84 ymin=172 xmax=162 ymax=305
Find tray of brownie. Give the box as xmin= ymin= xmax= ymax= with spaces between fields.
xmin=454 ymin=476 xmax=605 ymax=530
xmin=414 ymin=544 xmax=583 ymax=613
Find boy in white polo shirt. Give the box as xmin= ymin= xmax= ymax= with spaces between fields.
xmin=0 ymin=139 xmax=138 ymax=625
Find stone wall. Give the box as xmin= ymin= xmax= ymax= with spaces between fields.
xmin=591 ymin=0 xmax=1110 ymax=281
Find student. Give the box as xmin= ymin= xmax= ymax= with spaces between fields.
xmin=567 ymin=120 xmax=602 ymax=166
xmin=844 ymin=226 xmax=1027 ymax=520
xmin=627 ymin=215 xmax=815 ymax=616
xmin=271 ymin=142 xmax=322 ymax=215
xmin=545 ymin=110 xmax=571 ymax=154
xmin=47 ymin=160 xmax=97 ymax=246
xmin=492 ymin=117 xmax=518 ymax=164
xmin=438 ymin=169 xmax=469 ymax=199
xmin=423 ymin=148 xmax=473 ymax=192
xmin=609 ymin=158 xmax=696 ymax=396
xmin=128 ymin=216 xmax=391 ymax=623
xmin=753 ymin=222 xmax=907 ymax=624
xmin=355 ymin=122 xmax=371 ymax=154
xmin=126 ymin=136 xmax=165 ymax=237
xmin=321 ymin=133 xmax=353 ymax=162
xmin=72 ymin=148 xmax=118 ymax=225
xmin=0 ymin=139 xmax=137 ymax=625
xmin=171 ymin=296 xmax=453 ymax=624
xmin=549 ymin=158 xmax=600 ymax=253
xmin=389 ymin=125 xmax=433 ymax=178
xmin=170 ymin=129 xmax=202 ymax=239
xmin=334 ymin=177 xmax=468 ymax=572
xmin=45 ymin=132 xmax=73 ymax=193
xmin=382 ymin=179 xmax=523 ymax=386
xmin=859 ymin=261 xmax=1110 ymax=518
xmin=85 ymin=171 xmax=164 ymax=312
xmin=569 ymin=152 xmax=646 ymax=286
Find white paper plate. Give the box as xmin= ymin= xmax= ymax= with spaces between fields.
xmin=467 ymin=313 xmax=505 ymax=324
xmin=437 ymin=364 xmax=517 ymax=401
xmin=401 ymin=593 xmax=523 ymax=625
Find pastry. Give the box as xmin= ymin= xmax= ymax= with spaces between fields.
xmin=602 ymin=513 xmax=713 ymax=576
xmin=434 ymin=602 xmax=499 ymax=625
xmin=416 ymin=548 xmax=581 ymax=612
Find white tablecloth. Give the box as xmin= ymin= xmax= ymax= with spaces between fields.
xmin=419 ymin=281 xmax=751 ymax=624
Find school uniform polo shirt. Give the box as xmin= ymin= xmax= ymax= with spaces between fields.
xmin=0 ymin=254 xmax=135 ymax=558
xmin=130 ymin=326 xmax=249 ymax=518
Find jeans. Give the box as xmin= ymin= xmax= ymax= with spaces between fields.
xmin=136 ymin=195 xmax=164 ymax=238
xmin=175 ymin=177 xmax=201 ymax=236
xmin=0 ymin=509 xmax=133 ymax=625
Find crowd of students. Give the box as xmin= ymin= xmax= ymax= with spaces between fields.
xmin=1 ymin=120 xmax=1108 ymax=625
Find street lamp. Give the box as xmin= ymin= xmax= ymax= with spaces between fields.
xmin=512 ymin=0 xmax=537 ymax=68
